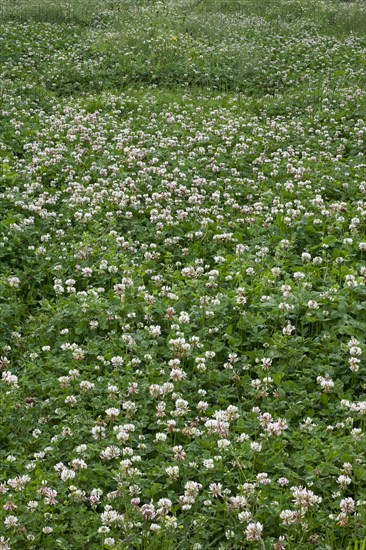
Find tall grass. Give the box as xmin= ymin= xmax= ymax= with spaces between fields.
xmin=0 ymin=0 xmax=103 ymax=24
xmin=2 ymin=0 xmax=366 ymax=35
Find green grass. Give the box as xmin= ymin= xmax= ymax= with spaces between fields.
xmin=1 ymin=1 xmax=366 ymax=548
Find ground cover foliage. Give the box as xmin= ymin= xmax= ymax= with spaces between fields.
xmin=1 ymin=0 xmax=366 ymax=548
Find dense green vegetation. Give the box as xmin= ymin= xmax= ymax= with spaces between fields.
xmin=1 ymin=1 xmax=366 ymax=548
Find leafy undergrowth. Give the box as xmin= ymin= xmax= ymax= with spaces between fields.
xmin=1 ymin=1 xmax=366 ymax=549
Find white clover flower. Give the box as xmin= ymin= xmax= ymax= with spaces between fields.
xmin=105 ymin=408 xmax=120 ymax=419
xmin=282 ymin=322 xmax=295 ymax=336
xmin=337 ymin=475 xmax=352 ymax=489
xmin=1 ymin=371 xmax=18 ymax=387
xmin=301 ymin=252 xmax=311 ymax=262
xmin=0 ymin=536 xmax=11 ymax=549
xmin=317 ymin=375 xmax=334 ymax=393
xmin=291 ymin=486 xmax=322 ymax=509
xmin=27 ymin=500 xmax=39 ymax=512
xmin=60 ymin=469 xmax=76 ymax=482
xmin=65 ymin=395 xmax=77 ymax=407
xmin=100 ymin=446 xmax=121 ymax=461
xmin=238 ymin=510 xmax=252 ymax=523
xmin=178 ymin=311 xmax=190 ymax=324
xmin=245 ymin=521 xmax=263 ymax=541
xmin=111 ymin=356 xmax=124 ymax=366
xmin=147 ymin=325 xmax=161 ymax=337
xmin=4 ymin=515 xmax=18 ymax=529
xmin=349 ymin=346 xmax=362 ymax=357
xmin=280 ymin=509 xmax=297 ymax=525
xmin=217 ymin=438 xmax=231 ymax=450
xmin=166 ymin=466 xmax=179 ymax=480
xmin=7 ymin=277 xmax=20 ymax=288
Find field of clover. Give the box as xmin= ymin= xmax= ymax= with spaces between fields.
xmin=1 ymin=0 xmax=366 ymax=548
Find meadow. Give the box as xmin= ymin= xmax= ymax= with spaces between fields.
xmin=1 ymin=0 xmax=366 ymax=548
